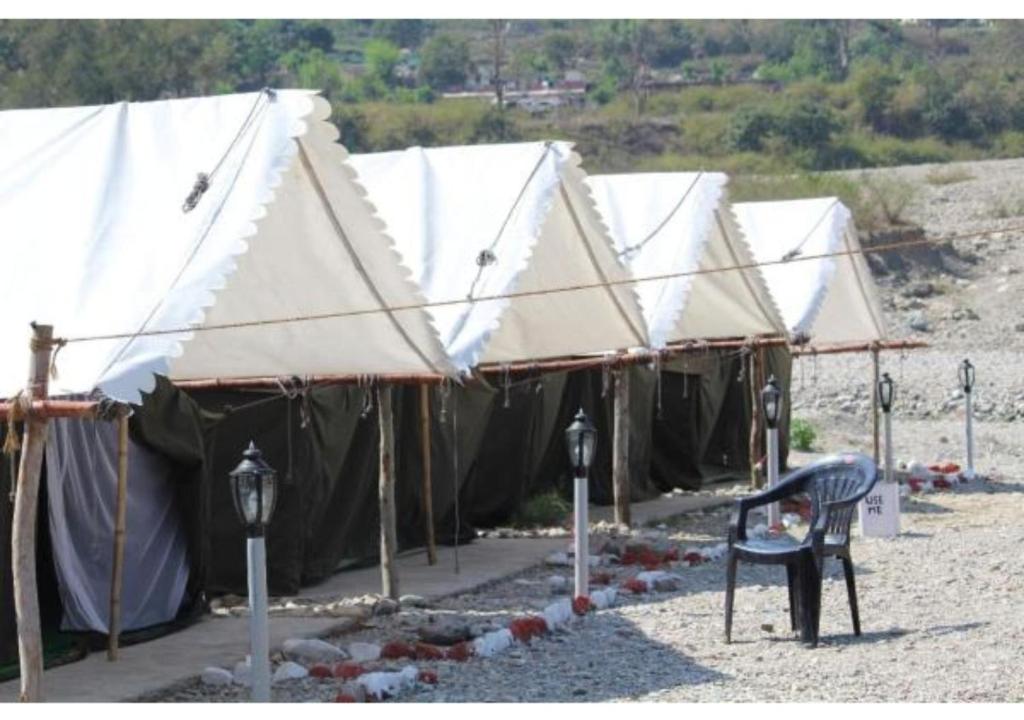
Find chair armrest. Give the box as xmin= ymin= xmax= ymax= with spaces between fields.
xmin=729 ymin=476 xmax=806 ymax=544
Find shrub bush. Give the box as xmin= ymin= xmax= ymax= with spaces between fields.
xmin=514 ymin=490 xmax=571 ymax=528
xmin=790 ymin=419 xmax=817 ymax=452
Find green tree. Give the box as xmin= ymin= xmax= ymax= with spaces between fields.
xmin=542 ymin=32 xmax=576 ymax=72
xmin=364 ymin=38 xmax=400 ymax=88
xmin=852 ymin=59 xmax=900 ymax=132
xmin=728 ymin=107 xmax=777 ymax=152
xmin=375 ymin=19 xmax=428 ymax=49
xmin=419 ymin=33 xmax=470 ymax=89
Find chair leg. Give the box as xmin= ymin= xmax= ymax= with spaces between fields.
xmin=809 ymin=558 xmax=823 ymax=648
xmin=797 ymin=555 xmax=822 ymax=647
xmin=786 ymin=564 xmax=799 ymax=632
xmin=724 ymin=551 xmax=738 ymax=643
xmin=842 ymin=556 xmax=861 ymax=636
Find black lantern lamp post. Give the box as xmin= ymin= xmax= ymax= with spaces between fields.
xmin=959 ymin=359 xmax=976 ymax=478
xmin=565 ymin=409 xmax=596 ymax=600
xmin=229 ymin=442 xmax=278 ymax=537
xmin=878 ymin=373 xmax=895 ymax=483
xmin=565 ymin=409 xmax=597 ymax=478
xmin=760 ymin=376 xmax=783 ymax=526
xmin=959 ymin=358 xmax=975 ymax=394
xmin=228 ymin=441 xmax=277 ymax=702
xmin=761 ymin=375 xmax=783 ymax=430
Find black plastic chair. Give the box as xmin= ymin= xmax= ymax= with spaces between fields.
xmin=724 ymin=453 xmax=879 ymax=647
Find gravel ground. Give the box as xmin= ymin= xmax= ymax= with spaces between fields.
xmin=141 ymin=158 xmax=1024 ymax=703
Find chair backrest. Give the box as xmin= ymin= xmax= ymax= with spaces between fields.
xmin=802 ymin=454 xmax=878 ymax=544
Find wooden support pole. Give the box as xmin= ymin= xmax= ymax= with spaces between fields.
xmin=612 ymin=369 xmax=631 ymax=527
xmin=12 ymin=324 xmax=55 ymax=702
xmin=107 ymin=408 xmax=129 ymax=661
xmin=377 ymin=384 xmax=399 ymax=599
xmin=871 ymin=344 xmax=881 ymax=466
xmin=748 ymin=350 xmax=761 ymax=489
xmin=419 ymin=385 xmax=437 ymax=566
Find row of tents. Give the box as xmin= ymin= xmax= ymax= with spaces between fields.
xmin=0 ymin=89 xmax=887 ymax=670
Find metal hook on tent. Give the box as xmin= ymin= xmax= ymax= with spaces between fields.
xmin=656 ymin=352 xmax=665 ymax=420
xmin=737 ymin=346 xmax=750 ymax=384
xmin=360 ymin=377 xmax=375 ymax=418
xmin=451 ymin=392 xmax=461 ymax=575
xmin=601 ymin=357 xmax=612 ymax=399
xmin=502 ymin=364 xmax=512 ymax=409
xmin=439 ymin=378 xmax=452 ymax=423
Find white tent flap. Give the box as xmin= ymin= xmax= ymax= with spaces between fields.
xmin=0 ymin=90 xmax=454 ymax=404
xmin=45 ymin=417 xmax=189 ymax=633
xmin=733 ymin=198 xmax=887 ymax=343
xmin=350 ymin=142 xmax=648 ymax=370
xmin=588 ymin=172 xmax=785 ymax=345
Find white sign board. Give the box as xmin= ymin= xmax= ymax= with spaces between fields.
xmin=858 ymin=482 xmax=901 ymax=538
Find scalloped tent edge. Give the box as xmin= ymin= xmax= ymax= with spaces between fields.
xmin=733 ymin=197 xmax=887 ymax=344
xmin=587 ymin=172 xmax=788 ymax=347
xmin=348 ymin=141 xmax=650 ymax=374
xmin=0 ymin=90 xmax=456 ymax=405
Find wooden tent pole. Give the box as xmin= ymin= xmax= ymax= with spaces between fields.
xmin=377 ymin=384 xmax=399 ymax=599
xmin=419 ymin=384 xmax=437 ymax=566
xmin=612 ymin=369 xmax=631 ymax=527
xmin=107 ymin=408 xmax=129 ymax=661
xmin=11 ymin=323 xmax=55 ymax=702
xmin=748 ymin=350 xmax=761 ymax=490
xmin=871 ymin=343 xmax=881 ymax=466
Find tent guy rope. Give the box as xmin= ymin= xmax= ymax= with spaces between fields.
xmin=52 ymin=222 xmax=1022 ymax=348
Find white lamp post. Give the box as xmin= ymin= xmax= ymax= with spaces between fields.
xmin=565 ymin=409 xmax=596 ymax=601
xmin=959 ymin=359 xmax=976 ymax=479
xmin=761 ymin=375 xmax=783 ymax=528
xmin=229 ymin=441 xmax=278 ymax=702
xmin=860 ymin=372 xmax=900 ymax=537
xmin=879 ymin=372 xmax=895 ymax=484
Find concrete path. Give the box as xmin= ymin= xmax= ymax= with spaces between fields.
xmin=0 ymin=488 xmax=743 ymax=702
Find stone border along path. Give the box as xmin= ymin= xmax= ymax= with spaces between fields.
xmin=0 ymin=491 xmax=736 ymax=702
xmin=140 ymin=528 xmax=744 ymax=703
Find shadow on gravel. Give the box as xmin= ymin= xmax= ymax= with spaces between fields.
xmin=902 ymin=498 xmax=955 ymax=514
xmin=538 ymin=609 xmax=728 ymax=702
xmin=920 ymin=621 xmax=988 ymax=637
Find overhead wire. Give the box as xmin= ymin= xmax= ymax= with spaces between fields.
xmin=56 ymin=222 xmax=1024 ymax=347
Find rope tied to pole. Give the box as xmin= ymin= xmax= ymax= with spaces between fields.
xmin=3 ymin=391 xmax=27 ymax=502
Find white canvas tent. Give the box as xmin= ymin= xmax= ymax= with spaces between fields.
xmin=586 ymin=172 xmax=786 ymax=347
xmin=0 ymin=89 xmax=455 ymax=406
xmin=348 ymin=142 xmax=649 ymax=372
xmin=733 ymin=197 xmax=887 ymax=344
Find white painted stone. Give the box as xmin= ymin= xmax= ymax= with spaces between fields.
xmin=282 ymin=637 xmax=347 ymax=664
xmin=544 ymin=551 xmax=571 ymax=566
xmin=474 ymin=628 xmax=514 ymax=657
xmin=358 ymin=665 xmax=419 ymax=700
xmin=347 ymin=641 xmax=382 ymax=663
xmin=542 ymin=598 xmax=573 ymax=630
xmin=232 ymin=658 xmax=251 ymax=687
xmin=547 ymin=575 xmax=568 ymax=594
xmin=589 ymin=588 xmax=617 ymax=609
xmin=200 ymin=667 xmax=233 ymax=687
xmin=272 ymin=661 xmax=309 ymax=683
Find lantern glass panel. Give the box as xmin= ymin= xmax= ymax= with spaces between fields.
xmin=565 ymin=410 xmax=597 ymax=474
xmin=259 ymin=470 xmax=277 ymax=525
xmin=879 ymin=373 xmax=895 ymax=411
xmin=761 ymin=376 xmax=782 ymax=428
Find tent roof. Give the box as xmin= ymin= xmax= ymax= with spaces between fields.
xmin=0 ymin=90 xmax=454 ymax=404
xmin=733 ymin=197 xmax=887 ymax=344
xmin=586 ymin=172 xmax=786 ymax=347
xmin=349 ymin=142 xmax=648 ymax=371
